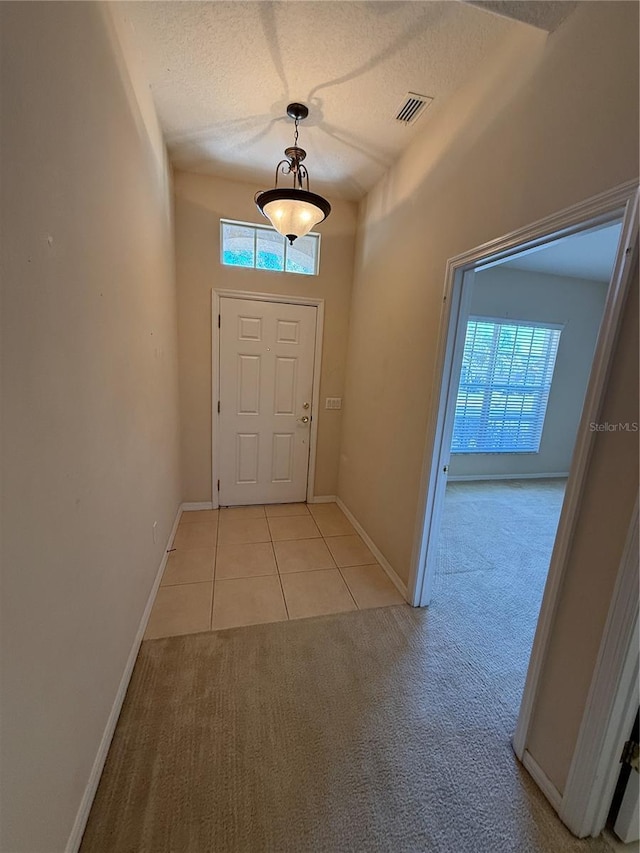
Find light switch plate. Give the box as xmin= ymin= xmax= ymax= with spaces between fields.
xmin=325 ymin=397 xmax=342 ymax=410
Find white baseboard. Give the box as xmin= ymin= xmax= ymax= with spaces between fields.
xmin=65 ymin=505 xmax=182 ymax=853
xmin=182 ymin=501 xmax=214 ymax=511
xmin=448 ymin=472 xmax=569 ymax=482
xmin=335 ymin=497 xmax=408 ymax=599
xmin=520 ymin=748 xmax=563 ymax=815
xmin=308 ymin=494 xmax=337 ymax=504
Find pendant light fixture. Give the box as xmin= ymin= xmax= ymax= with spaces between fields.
xmin=255 ymin=103 xmax=331 ymax=245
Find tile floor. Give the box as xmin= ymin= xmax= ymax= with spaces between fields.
xmin=144 ymin=502 xmax=406 ymax=639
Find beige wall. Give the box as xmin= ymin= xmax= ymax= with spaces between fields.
xmin=0 ymin=4 xmax=181 ymax=852
xmin=449 ymin=267 xmax=608 ymax=479
xmin=528 ymin=265 xmax=639 ymax=792
xmin=174 ymin=171 xmax=357 ymax=502
xmin=338 ymin=0 xmax=638 ymax=794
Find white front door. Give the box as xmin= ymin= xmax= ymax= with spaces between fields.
xmin=218 ymin=297 xmax=317 ymax=506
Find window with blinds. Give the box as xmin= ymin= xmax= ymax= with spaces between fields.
xmin=451 ymin=317 xmax=562 ymax=454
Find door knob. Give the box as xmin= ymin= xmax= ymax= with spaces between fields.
xmin=298 ymin=416 xmax=309 ymax=423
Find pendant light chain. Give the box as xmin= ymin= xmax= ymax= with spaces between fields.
xmin=293 ymin=118 xmax=300 ymax=188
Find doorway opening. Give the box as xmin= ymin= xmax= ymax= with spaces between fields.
xmin=434 ymin=219 xmax=621 ymax=604
xmin=408 ymin=181 xmax=638 ymax=839
xmin=429 ymin=220 xmax=621 ymax=778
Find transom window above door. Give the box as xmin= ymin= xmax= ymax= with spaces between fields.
xmin=220 ymin=219 xmax=320 ymax=276
xmin=451 ymin=317 xmax=562 ymax=454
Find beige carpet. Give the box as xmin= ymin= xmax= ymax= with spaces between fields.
xmin=82 ymin=602 xmax=611 ymax=852
xmin=437 ymin=479 xmax=566 ymax=577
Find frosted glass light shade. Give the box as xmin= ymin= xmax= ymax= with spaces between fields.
xmin=263 ymin=199 xmax=324 ymax=241
xmin=255 ymin=188 xmax=331 ymax=244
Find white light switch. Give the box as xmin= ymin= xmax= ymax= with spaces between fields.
xmin=325 ymin=397 xmax=342 ymax=410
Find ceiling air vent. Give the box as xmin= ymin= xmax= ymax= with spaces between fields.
xmin=395 ymin=92 xmax=433 ymax=125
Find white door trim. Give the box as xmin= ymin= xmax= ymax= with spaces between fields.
xmin=560 ymin=496 xmax=639 ymax=837
xmin=211 ymin=289 xmax=325 ymax=508
xmin=406 ymin=180 xmax=639 ymax=829
xmin=415 ymin=268 xmax=476 ymax=606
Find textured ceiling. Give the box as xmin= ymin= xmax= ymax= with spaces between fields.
xmin=465 ymin=1 xmax=578 ymax=32
xmin=123 ymin=2 xmax=544 ymax=200
xmin=500 ymin=222 xmax=623 ymax=282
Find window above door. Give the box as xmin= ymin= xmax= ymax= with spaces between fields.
xmin=220 ymin=219 xmax=320 ymax=276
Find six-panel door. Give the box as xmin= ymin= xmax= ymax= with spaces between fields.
xmin=218 ymin=297 xmax=317 ymax=505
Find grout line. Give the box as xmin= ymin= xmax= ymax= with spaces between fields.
xmin=208 ymin=583 xmax=214 ymax=632
xmin=336 ymin=565 xmax=360 ymax=610
xmin=215 ymin=572 xmax=279 ymax=582
xmin=265 ymin=509 xmax=311 ymax=519
xmin=278 ymin=566 xmax=340 ymax=576
xmin=210 ymin=508 xmax=221 ymax=629
xmin=270 ymin=538 xmax=282 ymax=574
xmin=269 ymin=537 xmax=323 ymax=544
xmin=269 ymin=530 xmax=291 ymax=621
xmin=273 ymin=548 xmax=291 ymax=621
xmin=321 ymin=532 xmax=338 ymax=569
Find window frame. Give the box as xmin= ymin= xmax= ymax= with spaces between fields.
xmin=219 ymin=218 xmax=321 ymax=276
xmin=451 ymin=314 xmax=564 ymax=455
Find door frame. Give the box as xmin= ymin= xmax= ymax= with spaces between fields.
xmin=560 ymin=496 xmax=639 ymax=837
xmin=211 ymin=289 xmax=325 ymax=509
xmin=405 ymin=180 xmax=639 ymax=832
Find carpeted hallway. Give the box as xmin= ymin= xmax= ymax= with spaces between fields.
xmin=81 ymin=479 xmax=616 ymax=852
xmin=434 ymin=478 xmax=567 ymax=718
xmin=436 ymin=478 xmax=566 ymax=583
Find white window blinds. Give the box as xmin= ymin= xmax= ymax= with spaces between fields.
xmin=451 ymin=318 xmax=562 ymax=454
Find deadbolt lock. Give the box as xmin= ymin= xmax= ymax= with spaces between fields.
xmin=303 ymin=402 xmax=310 ymax=409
